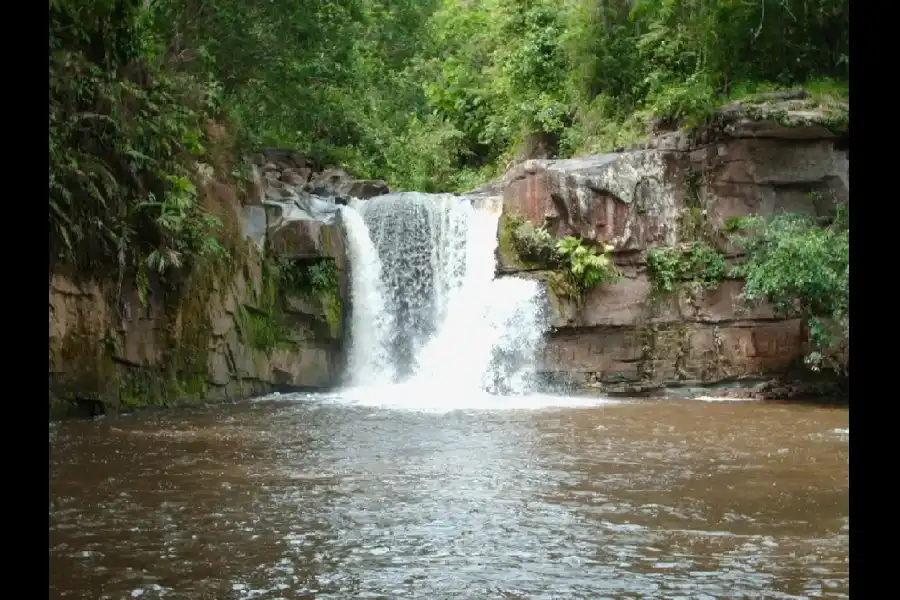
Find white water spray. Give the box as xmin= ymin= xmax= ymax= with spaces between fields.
xmin=410 ymin=202 xmax=544 ymax=394
xmin=340 ymin=192 xmax=546 ymax=402
xmin=339 ymin=205 xmax=395 ymax=385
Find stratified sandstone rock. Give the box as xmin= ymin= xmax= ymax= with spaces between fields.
xmin=501 ymin=152 xmax=680 ymax=255
xmin=497 ymin=99 xmax=848 ymax=395
xmin=50 ymin=147 xmax=368 ymax=417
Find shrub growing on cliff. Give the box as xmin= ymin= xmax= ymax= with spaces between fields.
xmin=509 ymin=218 xmax=559 ymax=265
xmin=505 ymin=215 xmax=619 ymax=300
xmin=646 ymin=242 xmax=727 ymax=293
xmin=555 ymin=236 xmax=619 ymax=292
xmin=541 ymin=236 xmax=620 ymax=304
xmin=729 ymin=207 xmax=849 ymax=374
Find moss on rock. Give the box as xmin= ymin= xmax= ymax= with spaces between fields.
xmin=278 ymin=257 xmax=344 ymax=339
xmin=497 ymin=212 xmax=530 ymax=270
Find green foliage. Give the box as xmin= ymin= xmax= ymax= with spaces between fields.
xmin=505 ymin=215 xmax=619 ymax=300
xmin=278 ymin=258 xmax=344 ymax=337
xmin=279 ymin=258 xmax=339 ymax=296
xmin=417 ymin=0 xmax=573 ymax=173
xmin=50 ymin=0 xmax=849 ymax=213
xmin=555 ymin=237 xmax=619 ymax=293
xmin=508 ymin=217 xmax=559 ymax=266
xmin=49 ymin=0 xmax=227 ymax=281
xmin=146 ymin=0 xmax=444 ymax=189
xmin=401 ymin=0 xmax=848 ymax=168
xmin=729 ymin=207 xmax=849 ymax=374
xmin=646 ymin=242 xmax=727 ymax=294
xmin=563 ymin=0 xmax=848 ymax=151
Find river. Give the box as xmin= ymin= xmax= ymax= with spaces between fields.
xmin=49 ymin=394 xmax=848 ymax=599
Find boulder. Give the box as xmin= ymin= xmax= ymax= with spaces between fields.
xmin=338 ymin=179 xmax=390 ymax=200
xmin=268 ymin=219 xmax=344 ymax=260
xmin=306 ymin=168 xmax=356 ymax=197
xmin=280 ymin=168 xmax=312 ymax=186
xmin=263 ymin=192 xmax=344 ymax=263
xmin=501 ymin=152 xmax=680 ymax=252
xmin=303 ymin=168 xmax=390 ymax=200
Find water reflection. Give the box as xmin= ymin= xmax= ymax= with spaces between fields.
xmin=50 ymin=396 xmax=848 ymax=599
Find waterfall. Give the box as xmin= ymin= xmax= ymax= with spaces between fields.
xmin=339 ymin=192 xmax=545 ymax=397
xmin=339 ymin=205 xmax=395 ymax=386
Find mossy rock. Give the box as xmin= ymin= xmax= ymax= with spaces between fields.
xmin=719 ymin=96 xmax=849 ymax=134
xmin=497 ymin=212 xmax=532 ymax=271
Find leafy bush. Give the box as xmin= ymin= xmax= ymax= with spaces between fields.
xmin=49 ymin=0 xmax=226 ymax=282
xmin=509 ymin=219 xmax=559 ymax=266
xmin=646 ymin=242 xmax=727 ymax=293
xmin=505 ymin=215 xmax=619 ymax=299
xmin=555 ymin=236 xmax=619 ymax=292
xmin=279 ymin=259 xmax=340 ymax=295
xmin=729 ymin=208 xmax=849 ymax=374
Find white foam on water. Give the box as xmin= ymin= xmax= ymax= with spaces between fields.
xmin=330 ymin=382 xmax=623 ymax=413
xmin=693 ymin=396 xmax=763 ymax=403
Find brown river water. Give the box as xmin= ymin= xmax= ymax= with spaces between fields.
xmin=49 ymin=393 xmax=849 ymax=599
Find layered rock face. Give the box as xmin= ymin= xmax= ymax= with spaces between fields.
xmin=49 ymin=149 xmax=389 ymax=416
xmin=496 ymin=100 xmax=849 ymax=395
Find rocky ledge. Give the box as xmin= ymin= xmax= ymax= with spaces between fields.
xmin=494 ymin=98 xmax=849 ymax=398
xmin=49 ymin=149 xmax=388 ymax=418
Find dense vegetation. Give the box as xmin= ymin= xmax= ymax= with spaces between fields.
xmin=503 ymin=215 xmax=620 ymax=302
xmin=732 ymin=208 xmax=849 ymax=375
xmin=49 ymin=0 xmax=848 ymax=374
xmin=643 ymin=209 xmax=850 ymax=377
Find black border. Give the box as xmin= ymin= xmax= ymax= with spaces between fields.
xmin=848 ymin=4 xmax=871 ymax=594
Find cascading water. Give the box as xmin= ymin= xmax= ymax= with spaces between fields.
xmin=339 ymin=204 xmax=396 ymax=386
xmin=339 ymin=192 xmax=546 ymax=399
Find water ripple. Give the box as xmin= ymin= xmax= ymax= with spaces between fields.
xmin=51 ymin=395 xmax=849 ymax=599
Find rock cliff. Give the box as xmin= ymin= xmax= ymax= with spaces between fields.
xmin=49 ymin=149 xmax=388 ymax=418
xmin=495 ymin=97 xmax=849 ymax=396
